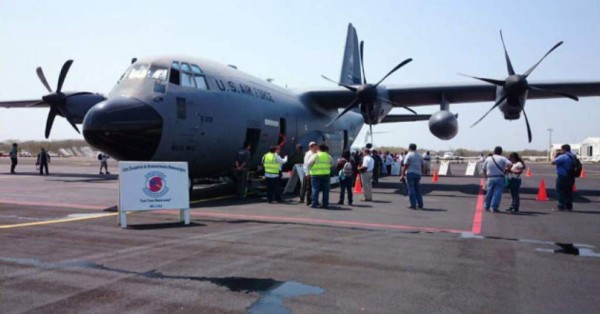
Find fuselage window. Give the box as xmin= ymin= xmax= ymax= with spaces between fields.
xmin=191 ymin=64 xmax=209 ymax=90
xmin=170 ymin=61 xmax=181 ymax=85
xmin=180 ymin=63 xmax=195 ymax=88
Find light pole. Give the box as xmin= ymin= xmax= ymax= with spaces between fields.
xmin=547 ymin=128 xmax=553 ymax=161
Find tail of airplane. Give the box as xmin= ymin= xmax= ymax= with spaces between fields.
xmin=339 ymin=23 xmax=362 ymax=85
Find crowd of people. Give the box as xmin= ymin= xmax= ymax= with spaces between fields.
xmin=239 ymin=142 xmax=428 ymax=210
xmin=233 ymin=142 xmax=583 ymax=213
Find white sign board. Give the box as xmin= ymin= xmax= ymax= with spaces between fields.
xmin=438 ymin=161 xmax=452 ymax=176
xmin=465 ymin=161 xmax=480 ymax=176
xmin=119 ymin=161 xmax=190 ymax=227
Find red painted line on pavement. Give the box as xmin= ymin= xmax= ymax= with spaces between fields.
xmin=471 ymin=178 xmax=485 ymax=234
xmin=193 ymin=211 xmax=468 ymax=234
xmin=0 ymin=199 xmax=107 ymax=210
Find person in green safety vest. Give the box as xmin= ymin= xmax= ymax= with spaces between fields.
xmin=307 ymin=144 xmax=334 ymax=208
xmin=261 ymin=145 xmax=288 ymax=203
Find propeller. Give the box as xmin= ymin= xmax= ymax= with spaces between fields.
xmin=35 ymin=60 xmax=90 ymax=138
xmin=322 ymin=40 xmax=415 ymax=126
xmin=463 ymin=31 xmax=579 ymax=143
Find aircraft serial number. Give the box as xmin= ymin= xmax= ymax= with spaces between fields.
xmin=215 ymin=79 xmax=274 ymax=102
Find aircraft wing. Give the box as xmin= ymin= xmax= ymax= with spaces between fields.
xmin=303 ymin=81 xmax=600 ymax=109
xmin=0 ymin=100 xmax=46 ymax=108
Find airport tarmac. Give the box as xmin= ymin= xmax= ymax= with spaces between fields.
xmin=0 ymin=157 xmax=599 ymax=313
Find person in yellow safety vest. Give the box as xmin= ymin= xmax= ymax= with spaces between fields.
xmin=262 ymin=145 xmax=288 ymax=203
xmin=307 ymin=144 xmax=334 ymax=209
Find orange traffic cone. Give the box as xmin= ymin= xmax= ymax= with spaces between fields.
xmin=536 ymin=179 xmax=549 ymax=201
xmin=580 ymin=167 xmax=586 ymax=178
xmin=572 ymin=183 xmax=577 ymax=192
xmin=526 ymin=168 xmax=532 ymax=177
xmin=353 ymin=173 xmax=363 ymax=194
xmin=432 ymin=168 xmax=439 ymax=183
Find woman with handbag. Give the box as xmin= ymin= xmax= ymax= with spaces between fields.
xmin=506 ymin=152 xmax=525 ymax=212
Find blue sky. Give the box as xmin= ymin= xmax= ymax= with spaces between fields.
xmin=1 ymin=0 xmax=598 ymax=150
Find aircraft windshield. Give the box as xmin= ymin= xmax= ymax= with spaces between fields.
xmin=116 ymin=63 xmax=169 ymax=94
xmin=118 ymin=64 xmax=169 ymax=83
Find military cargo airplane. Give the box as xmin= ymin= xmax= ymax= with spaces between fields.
xmin=1 ymin=24 xmax=599 ymax=182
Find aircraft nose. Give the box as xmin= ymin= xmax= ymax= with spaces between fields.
xmin=83 ymin=97 xmax=163 ymax=160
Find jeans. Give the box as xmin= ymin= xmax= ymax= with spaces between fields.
xmin=556 ymin=175 xmax=574 ymax=210
xmin=234 ymin=169 xmax=249 ymax=198
xmin=39 ymin=162 xmax=49 ymax=175
xmin=311 ymin=175 xmax=330 ymax=208
xmin=406 ymin=172 xmax=423 ymax=208
xmin=10 ymin=158 xmax=17 ymax=173
xmin=484 ymin=177 xmax=505 ymax=210
xmin=265 ymin=177 xmax=282 ymax=202
xmin=339 ymin=176 xmax=354 ymax=204
xmin=508 ymin=178 xmax=521 ymax=210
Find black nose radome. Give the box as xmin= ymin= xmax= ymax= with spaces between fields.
xmin=83 ymin=97 xmax=163 ymax=160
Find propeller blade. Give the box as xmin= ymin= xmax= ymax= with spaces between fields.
xmin=522 ymin=108 xmax=532 ymax=143
xmin=500 ymin=30 xmax=516 ymax=75
xmin=369 ymin=124 xmax=374 ymax=145
xmin=65 ymin=116 xmax=81 ymax=134
xmin=470 ymin=94 xmax=507 ymax=128
xmin=321 ymin=75 xmax=357 ymax=92
xmin=458 ymin=73 xmax=504 ymax=86
xmin=378 ymin=98 xmax=417 ymax=114
xmin=327 ymin=97 xmax=360 ymax=127
xmin=45 ymin=107 xmax=58 ymax=139
xmin=524 ymin=41 xmax=563 ymax=77
xmin=529 ymin=85 xmax=579 ymax=101
xmin=36 ymin=67 xmax=53 ymax=93
xmin=56 ymin=59 xmax=73 ymax=93
xmin=374 ymin=58 xmax=413 ymax=87
xmin=360 ymin=40 xmax=367 ymax=84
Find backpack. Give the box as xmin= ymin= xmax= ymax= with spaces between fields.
xmin=97 ymin=153 xmax=103 ymax=161
xmin=567 ymin=154 xmax=583 ymax=178
xmin=343 ymin=160 xmax=354 ymax=177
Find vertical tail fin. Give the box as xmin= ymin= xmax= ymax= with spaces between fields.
xmin=339 ymin=23 xmax=362 ymax=85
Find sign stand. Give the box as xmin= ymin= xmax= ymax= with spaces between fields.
xmin=118 ymin=161 xmax=191 ymax=228
xmin=438 ymin=161 xmax=452 ymax=176
xmin=465 ymin=161 xmax=480 ymax=176
xmin=284 ymin=164 xmax=305 ymax=194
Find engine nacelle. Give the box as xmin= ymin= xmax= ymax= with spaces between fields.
xmin=428 ymin=110 xmax=458 ymax=140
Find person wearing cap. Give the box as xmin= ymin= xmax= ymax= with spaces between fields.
xmin=307 ymin=144 xmax=333 ymax=208
xmin=358 ymin=148 xmax=375 ymax=201
xmin=262 ymin=145 xmax=288 ymax=203
xmin=300 ymin=142 xmax=319 ymax=205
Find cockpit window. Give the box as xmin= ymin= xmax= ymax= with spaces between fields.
xmin=180 ymin=63 xmax=195 ymax=88
xmin=191 ymin=64 xmax=208 ymax=90
xmin=169 ymin=61 xmax=209 ymax=90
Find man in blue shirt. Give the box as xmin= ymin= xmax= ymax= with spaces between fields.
xmin=551 ymin=144 xmax=576 ymax=211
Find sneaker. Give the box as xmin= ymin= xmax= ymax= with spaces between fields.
xmin=505 ymin=207 xmax=514 ymax=212
xmin=485 ymin=208 xmax=491 ymax=212
xmin=417 ymin=205 xmax=424 ymax=209
xmin=337 ymin=201 xmax=343 ymax=205
xmin=99 ymin=172 xmax=104 ymax=175
xmin=492 ymin=209 xmax=500 ymax=213
xmin=407 ymin=206 xmax=416 ymax=210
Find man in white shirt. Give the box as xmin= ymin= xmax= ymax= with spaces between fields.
xmin=384 ymin=151 xmax=394 ymax=176
xmin=482 ymin=146 xmax=512 ymax=212
xmin=359 ymin=148 xmax=375 ymax=201
xmin=300 ymin=142 xmax=318 ymax=205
